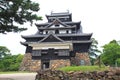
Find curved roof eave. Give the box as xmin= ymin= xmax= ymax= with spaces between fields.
xmin=21 ymin=33 xmax=92 ymax=39
xmin=20 ymin=42 xmax=28 ymax=46
xmin=72 ymin=40 xmax=92 ymax=44
xmin=35 ymin=23 xmax=49 ymax=27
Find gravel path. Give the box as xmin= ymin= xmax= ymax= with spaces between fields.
xmin=0 ymin=73 xmax=37 ymax=80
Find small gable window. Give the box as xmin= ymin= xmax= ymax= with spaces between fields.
xmin=32 ymin=50 xmax=41 ymax=56
xmin=55 ymin=30 xmax=59 ymax=34
xmin=55 ymin=24 xmax=59 ymax=27
xmin=46 ymin=31 xmax=48 ymax=34
xmin=66 ymin=30 xmax=69 ymax=34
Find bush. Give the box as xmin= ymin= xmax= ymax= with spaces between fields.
xmin=0 ymin=54 xmax=23 ymax=71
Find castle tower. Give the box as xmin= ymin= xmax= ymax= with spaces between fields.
xmin=20 ymin=11 xmax=92 ymax=71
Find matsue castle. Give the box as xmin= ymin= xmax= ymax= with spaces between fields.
xmin=20 ymin=11 xmax=92 ymax=71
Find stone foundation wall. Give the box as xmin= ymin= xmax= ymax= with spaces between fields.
xmin=36 ymin=68 xmax=120 ymax=80
xmin=50 ymin=59 xmax=70 ymax=69
xmin=29 ymin=60 xmax=41 ymax=71
xmin=20 ymin=52 xmax=90 ymax=71
xmin=71 ymin=52 xmax=91 ymax=66
xmin=19 ymin=53 xmax=70 ymax=71
xmin=19 ymin=53 xmax=41 ymax=71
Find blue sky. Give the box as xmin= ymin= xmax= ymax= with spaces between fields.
xmin=0 ymin=0 xmax=120 ymax=54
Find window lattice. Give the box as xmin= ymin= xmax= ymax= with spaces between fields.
xmin=32 ymin=50 xmax=41 ymax=56
xmin=58 ymin=50 xmax=69 ymax=56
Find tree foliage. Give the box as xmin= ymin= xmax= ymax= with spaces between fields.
xmin=88 ymin=38 xmax=101 ymax=65
xmin=0 ymin=0 xmax=42 ymax=33
xmin=0 ymin=46 xmax=23 ymax=71
xmin=0 ymin=54 xmax=23 ymax=71
xmin=101 ymin=40 xmax=120 ymax=66
xmin=0 ymin=46 xmax=10 ymax=59
xmin=89 ymin=38 xmax=101 ymax=58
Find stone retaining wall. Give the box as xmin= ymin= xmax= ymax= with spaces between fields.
xmin=19 ymin=53 xmax=70 ymax=71
xmin=19 ymin=52 xmax=90 ymax=71
xmin=35 ymin=68 xmax=120 ymax=80
xmin=50 ymin=59 xmax=70 ymax=69
xmin=19 ymin=53 xmax=41 ymax=71
xmin=71 ymin=52 xmax=91 ymax=66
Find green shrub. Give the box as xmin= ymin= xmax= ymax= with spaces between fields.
xmin=0 ymin=54 xmax=23 ymax=71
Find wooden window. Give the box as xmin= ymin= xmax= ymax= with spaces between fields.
xmin=32 ymin=50 xmax=41 ymax=56
xmin=40 ymin=30 xmax=43 ymax=34
xmin=41 ymin=50 xmax=48 ymax=55
xmin=55 ymin=24 xmax=59 ymax=27
xmin=58 ymin=50 xmax=69 ymax=56
xmin=65 ymin=18 xmax=67 ymax=20
xmin=46 ymin=31 xmax=48 ymax=34
xmin=55 ymin=30 xmax=59 ymax=34
xmin=66 ymin=30 xmax=69 ymax=34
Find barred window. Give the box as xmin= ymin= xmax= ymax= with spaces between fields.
xmin=58 ymin=50 xmax=69 ymax=56
xmin=32 ymin=50 xmax=41 ymax=56
xmin=41 ymin=50 xmax=48 ymax=55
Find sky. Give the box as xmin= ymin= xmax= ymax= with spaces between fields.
xmin=0 ymin=0 xmax=120 ymax=54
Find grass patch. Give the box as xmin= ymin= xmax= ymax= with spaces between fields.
xmin=59 ymin=66 xmax=109 ymax=72
xmin=0 ymin=71 xmax=34 ymax=74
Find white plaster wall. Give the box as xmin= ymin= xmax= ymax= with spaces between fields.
xmin=48 ymin=30 xmax=55 ymax=33
xmin=43 ymin=29 xmax=71 ymax=34
xmin=59 ymin=29 xmax=71 ymax=34
xmin=69 ymin=29 xmax=71 ymax=33
xmin=43 ymin=30 xmax=55 ymax=34
xmin=59 ymin=30 xmax=66 ymax=34
xmin=43 ymin=30 xmax=46 ymax=34
xmin=59 ymin=25 xmax=64 ymax=27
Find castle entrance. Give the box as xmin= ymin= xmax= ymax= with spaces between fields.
xmin=41 ymin=59 xmax=50 ymax=69
xmin=41 ymin=48 xmax=54 ymax=69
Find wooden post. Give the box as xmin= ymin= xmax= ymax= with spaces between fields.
xmin=98 ymin=56 xmax=101 ymax=68
xmin=43 ymin=64 xmax=46 ymax=70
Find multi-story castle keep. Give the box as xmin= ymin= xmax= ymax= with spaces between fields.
xmin=20 ymin=12 xmax=92 ymax=71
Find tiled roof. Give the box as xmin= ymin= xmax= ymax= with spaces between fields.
xmin=21 ymin=33 xmax=92 ymax=39
xmin=21 ymin=40 xmax=92 ymax=45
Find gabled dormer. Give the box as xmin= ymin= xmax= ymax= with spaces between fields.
xmin=46 ymin=11 xmax=72 ymax=22
xmin=39 ymin=33 xmax=64 ymax=42
xmin=38 ymin=19 xmax=77 ymax=35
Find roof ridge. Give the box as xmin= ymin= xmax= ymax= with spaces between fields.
xmin=44 ymin=18 xmax=70 ymax=28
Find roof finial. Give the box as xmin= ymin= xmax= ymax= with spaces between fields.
xmin=51 ymin=11 xmax=53 ymax=15
xmin=67 ymin=9 xmax=69 ymax=13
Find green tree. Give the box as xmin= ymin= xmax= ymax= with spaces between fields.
xmin=89 ymin=38 xmax=101 ymax=65
xmin=0 ymin=0 xmax=42 ymax=33
xmin=0 ymin=46 xmax=10 ymax=59
xmin=101 ymin=40 xmax=120 ymax=66
xmin=16 ymin=54 xmax=24 ymax=63
xmin=89 ymin=38 xmax=101 ymax=58
xmin=0 ymin=54 xmax=23 ymax=71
